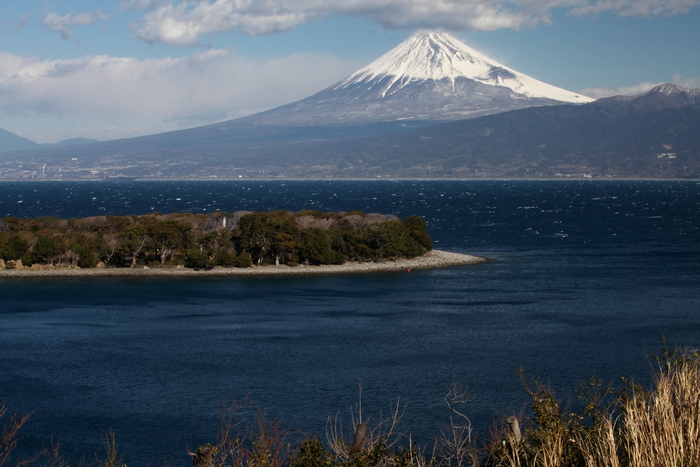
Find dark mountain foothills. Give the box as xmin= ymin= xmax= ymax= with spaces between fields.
xmin=0 ymin=119 xmax=433 ymax=179
xmin=1 ymin=84 xmax=699 ymax=179
xmin=246 ymin=84 xmax=700 ymax=179
xmin=0 ymin=210 xmax=432 ymax=270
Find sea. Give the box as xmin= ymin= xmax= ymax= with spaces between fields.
xmin=1 ymin=180 xmax=699 ymax=466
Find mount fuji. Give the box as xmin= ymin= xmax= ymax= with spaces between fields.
xmin=243 ymin=30 xmax=593 ymax=125
xmin=1 ymin=31 xmax=604 ymax=179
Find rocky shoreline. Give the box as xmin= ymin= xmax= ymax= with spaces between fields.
xmin=0 ymin=250 xmax=490 ymax=279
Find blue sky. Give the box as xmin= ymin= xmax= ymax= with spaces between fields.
xmin=1 ymin=0 xmax=699 ymax=143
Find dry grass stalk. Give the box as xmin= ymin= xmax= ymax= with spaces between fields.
xmin=482 ymin=415 xmax=525 ymax=467
xmin=0 ymin=401 xmax=34 ymax=467
xmin=621 ymin=349 xmax=700 ymax=467
xmin=402 ymin=434 xmax=439 ymax=467
xmin=94 ymin=430 xmax=122 ymax=467
xmin=518 ymin=372 xmax=570 ymax=467
xmin=39 ymin=440 xmax=71 ymax=467
xmin=577 ymin=415 xmax=620 ymax=467
xmin=325 ymin=413 xmax=351 ymax=462
xmin=189 ymin=398 xmax=291 ymax=467
xmin=437 ymin=384 xmax=478 ymax=467
xmin=247 ymin=413 xmax=290 ymax=467
xmin=325 ymin=382 xmax=407 ymax=465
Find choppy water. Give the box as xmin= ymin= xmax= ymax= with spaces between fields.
xmin=1 ymin=180 xmax=699 ymax=466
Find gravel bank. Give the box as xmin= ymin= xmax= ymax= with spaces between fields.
xmin=0 ymin=250 xmax=490 ymax=279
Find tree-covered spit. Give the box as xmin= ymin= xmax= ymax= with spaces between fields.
xmin=0 ymin=210 xmax=432 ymax=270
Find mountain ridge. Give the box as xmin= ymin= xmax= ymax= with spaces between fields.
xmin=237 ymin=84 xmax=700 ymax=179
xmin=3 ymin=34 xmax=698 ymax=180
xmin=0 ymin=130 xmax=99 ymax=154
xmin=1 ymin=84 xmax=697 ymax=180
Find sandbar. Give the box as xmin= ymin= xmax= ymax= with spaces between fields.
xmin=0 ymin=250 xmax=490 ymax=279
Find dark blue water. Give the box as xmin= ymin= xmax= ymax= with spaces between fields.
xmin=1 ymin=180 xmax=699 ymax=466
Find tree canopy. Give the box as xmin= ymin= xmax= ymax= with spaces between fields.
xmin=0 ymin=210 xmax=432 ymax=269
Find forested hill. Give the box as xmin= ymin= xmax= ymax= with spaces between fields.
xmin=0 ymin=210 xmax=432 ymax=270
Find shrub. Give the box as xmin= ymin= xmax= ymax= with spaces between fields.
xmin=486 ymin=346 xmax=700 ymax=467
xmin=186 ymin=249 xmax=210 ymax=268
xmin=234 ymin=253 xmax=252 ymax=268
xmin=291 ymin=438 xmax=334 ymax=467
xmin=1 ymin=235 xmax=28 ymax=261
xmin=77 ymin=248 xmax=99 ymax=268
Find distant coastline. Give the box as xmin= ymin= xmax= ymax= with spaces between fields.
xmin=1 ymin=176 xmax=697 ymax=182
xmin=0 ymin=250 xmax=489 ymax=279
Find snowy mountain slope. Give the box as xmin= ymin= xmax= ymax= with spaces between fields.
xmin=336 ymin=31 xmax=592 ymax=104
xmin=652 ymin=83 xmax=700 ymax=100
xmin=242 ymin=30 xmax=593 ymax=126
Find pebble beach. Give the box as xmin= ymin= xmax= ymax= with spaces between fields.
xmin=0 ymin=250 xmax=489 ymax=278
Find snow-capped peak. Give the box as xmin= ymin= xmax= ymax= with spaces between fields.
xmin=650 ymin=83 xmax=700 ymax=98
xmin=337 ymin=31 xmax=593 ymax=104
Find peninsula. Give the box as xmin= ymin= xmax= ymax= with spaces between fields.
xmin=1 ymin=210 xmax=488 ymax=276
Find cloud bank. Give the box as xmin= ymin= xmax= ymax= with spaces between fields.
xmin=122 ymin=0 xmax=700 ymax=46
xmin=0 ymin=50 xmax=358 ymax=142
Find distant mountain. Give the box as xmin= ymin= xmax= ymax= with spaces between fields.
xmin=14 ymin=38 xmax=695 ymax=180
xmin=0 ymin=129 xmax=39 ymax=152
xmin=243 ymin=31 xmax=592 ymax=125
xmin=2 ymin=85 xmax=695 ymax=180
xmin=0 ymin=130 xmax=99 ymax=154
xmin=0 ymin=30 xmax=596 ymax=180
xmin=243 ymin=84 xmax=700 ymax=179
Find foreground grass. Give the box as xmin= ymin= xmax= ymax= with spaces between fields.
xmin=3 ymin=346 xmax=700 ymax=467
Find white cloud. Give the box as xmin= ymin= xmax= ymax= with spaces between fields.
xmin=119 ymin=0 xmax=172 ymax=12
xmin=126 ymin=0 xmax=700 ymax=47
xmin=131 ymin=1 xmax=323 ymax=46
xmin=15 ymin=12 xmax=34 ymax=31
xmin=568 ymin=0 xmax=700 ymax=17
xmin=42 ymin=10 xmax=110 ymax=40
xmin=0 ymin=50 xmax=359 ymax=143
xmin=671 ymin=74 xmax=700 ymax=89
